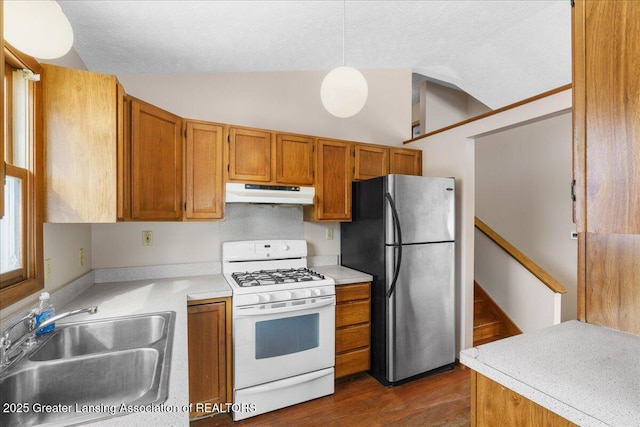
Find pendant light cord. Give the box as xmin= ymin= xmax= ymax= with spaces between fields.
xmin=342 ymin=0 xmax=346 ymax=66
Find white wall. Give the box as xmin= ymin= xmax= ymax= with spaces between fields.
xmin=118 ymin=69 xmax=412 ymax=146
xmin=408 ymin=88 xmax=572 ymax=353
xmin=475 ymin=229 xmax=561 ymax=332
xmin=92 ymin=205 xmax=339 ymax=268
xmin=420 ymin=81 xmax=491 ymax=133
xmin=475 ymin=112 xmax=576 ymax=321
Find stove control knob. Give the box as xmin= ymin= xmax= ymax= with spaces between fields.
xmin=258 ymin=294 xmax=272 ymax=303
xmin=310 ymin=288 xmax=322 ymax=297
xmin=295 ymin=289 xmax=311 ymax=299
xmin=249 ymin=295 xmax=261 ymax=305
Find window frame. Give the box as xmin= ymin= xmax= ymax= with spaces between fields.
xmin=1 ymin=42 xmax=44 ymax=309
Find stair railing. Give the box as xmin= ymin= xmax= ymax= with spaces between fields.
xmin=474 ymin=217 xmax=567 ymax=332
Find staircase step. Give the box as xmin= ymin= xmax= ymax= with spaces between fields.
xmin=474 ymin=334 xmax=508 ymax=346
xmin=473 ymin=316 xmax=502 ymax=342
xmin=474 ymin=297 xmax=483 ymax=314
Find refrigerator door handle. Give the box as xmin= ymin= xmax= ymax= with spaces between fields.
xmin=385 ymin=192 xmax=403 ymax=298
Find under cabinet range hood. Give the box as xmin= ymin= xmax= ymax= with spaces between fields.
xmin=225 ymin=183 xmax=315 ymax=205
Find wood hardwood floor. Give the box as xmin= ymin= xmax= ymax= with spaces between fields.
xmin=192 ymin=366 xmax=470 ymax=427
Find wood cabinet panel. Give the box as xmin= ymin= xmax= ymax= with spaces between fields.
xmin=335 ymin=283 xmax=371 ymax=379
xmin=472 ymin=371 xmax=576 ymax=427
xmin=390 ymin=148 xmax=422 ymax=176
xmin=308 ymin=139 xmax=352 ymax=221
xmin=117 ymin=89 xmax=131 ymax=220
xmin=185 ymin=121 xmax=224 ymax=220
xmin=336 ymin=300 xmax=370 ymax=328
xmin=585 ymin=233 xmax=640 ymax=335
xmin=276 ymin=134 xmax=314 ymax=185
xmin=42 ymin=64 xmax=119 ymax=222
xmin=227 ymin=127 xmax=272 ymax=182
xmin=130 ymin=99 xmax=183 ymax=220
xmin=188 ymin=299 xmax=232 ymax=419
xmin=573 ymin=1 xmax=640 ymax=334
xmin=336 ymin=324 xmax=370 ymax=354
xmin=354 ymin=144 xmax=388 ymax=181
xmin=336 ymin=282 xmax=371 ymax=303
xmin=335 ymin=348 xmax=370 ymax=379
xmin=574 ymin=1 xmax=640 ymax=234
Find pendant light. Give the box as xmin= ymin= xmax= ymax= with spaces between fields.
xmin=321 ymin=0 xmax=368 ymax=118
xmin=4 ymin=0 xmax=74 ymax=59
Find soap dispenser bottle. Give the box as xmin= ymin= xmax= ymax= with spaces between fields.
xmin=35 ymin=292 xmax=55 ymax=335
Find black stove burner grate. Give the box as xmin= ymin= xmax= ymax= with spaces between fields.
xmin=232 ymin=268 xmax=326 ymax=287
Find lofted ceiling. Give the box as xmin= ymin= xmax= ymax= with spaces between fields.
xmin=57 ymin=0 xmax=572 ymax=110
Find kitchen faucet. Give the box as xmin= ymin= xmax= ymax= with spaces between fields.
xmin=0 ymin=306 xmax=98 ymax=370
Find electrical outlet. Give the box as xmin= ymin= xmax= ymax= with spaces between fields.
xmin=45 ymin=258 xmax=52 ymax=282
xmin=570 ymin=231 xmax=578 ymax=240
xmin=79 ymin=248 xmax=85 ymax=267
xmin=326 ymin=227 xmax=334 ymax=240
xmin=142 ymin=231 xmax=153 ymax=246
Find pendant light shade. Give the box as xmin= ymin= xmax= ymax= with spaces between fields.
xmin=321 ymin=66 xmax=368 ymax=118
xmin=4 ymin=0 xmax=74 ymax=59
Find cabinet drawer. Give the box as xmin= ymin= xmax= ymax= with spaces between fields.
xmin=336 ymin=300 xmax=370 ymax=328
xmin=336 ymin=323 xmax=370 ymax=354
xmin=336 ymin=283 xmax=370 ymax=303
xmin=336 ymin=348 xmax=370 ymax=379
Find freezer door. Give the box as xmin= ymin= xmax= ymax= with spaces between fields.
xmin=386 ymin=242 xmax=455 ymax=383
xmin=386 ymin=175 xmax=455 ymax=244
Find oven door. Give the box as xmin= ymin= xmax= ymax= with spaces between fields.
xmin=233 ymin=295 xmax=336 ymax=390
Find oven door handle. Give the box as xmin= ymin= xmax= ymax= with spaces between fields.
xmin=245 ymin=368 xmax=333 ymax=394
xmin=235 ymin=297 xmax=335 ymax=317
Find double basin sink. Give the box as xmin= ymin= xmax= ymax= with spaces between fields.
xmin=0 ymin=311 xmax=175 ymax=426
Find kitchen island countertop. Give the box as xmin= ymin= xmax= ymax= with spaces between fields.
xmin=313 ymin=265 xmax=373 ymax=285
xmin=460 ymin=320 xmax=640 ymax=426
xmin=53 ymin=274 xmax=231 ymax=427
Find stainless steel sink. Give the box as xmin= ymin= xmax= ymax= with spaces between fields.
xmin=0 ymin=311 xmax=175 ymax=427
xmin=29 ymin=312 xmax=169 ymax=361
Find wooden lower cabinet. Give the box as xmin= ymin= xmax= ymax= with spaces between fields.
xmin=471 ymin=371 xmax=576 ymax=427
xmin=187 ymin=298 xmax=232 ymax=419
xmin=335 ymin=283 xmax=371 ymax=379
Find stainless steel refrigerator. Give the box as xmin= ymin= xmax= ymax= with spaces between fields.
xmin=341 ymin=174 xmax=455 ymax=385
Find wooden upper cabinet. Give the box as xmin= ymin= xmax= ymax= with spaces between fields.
xmin=354 ymin=143 xmax=389 ymax=181
xmin=276 ymin=133 xmax=315 ymax=185
xmin=390 ymin=147 xmax=422 ymax=176
xmin=305 ymin=139 xmax=352 ymax=221
xmin=573 ymin=0 xmax=640 ymax=234
xmin=130 ymin=98 xmax=183 ymax=220
xmin=185 ymin=120 xmax=224 ymax=220
xmin=227 ymin=127 xmax=272 ymax=183
xmin=42 ymin=64 xmax=120 ymax=222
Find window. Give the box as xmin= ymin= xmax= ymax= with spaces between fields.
xmin=1 ymin=46 xmax=43 ymax=309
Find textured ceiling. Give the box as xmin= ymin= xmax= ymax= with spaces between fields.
xmin=58 ymin=0 xmax=571 ymax=109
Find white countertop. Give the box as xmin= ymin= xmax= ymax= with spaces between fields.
xmin=37 ymin=265 xmax=368 ymax=426
xmin=53 ymin=274 xmax=231 ymax=427
xmin=312 ymin=265 xmax=373 ymax=285
xmin=460 ymin=320 xmax=640 ymax=426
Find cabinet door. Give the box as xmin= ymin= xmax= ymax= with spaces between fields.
xmin=276 ymin=133 xmax=315 ymax=185
xmin=185 ymin=121 xmax=224 ymax=219
xmin=313 ymin=139 xmax=352 ymax=221
xmin=42 ymin=64 xmax=119 ymax=222
xmin=390 ymin=148 xmax=422 ymax=176
xmin=354 ymin=144 xmax=389 ymax=181
xmin=188 ymin=301 xmax=229 ymax=419
xmin=117 ymin=88 xmax=130 ymax=220
xmin=573 ymin=0 xmax=640 ymax=234
xmin=130 ymin=99 xmax=183 ymax=220
xmin=228 ymin=127 xmax=272 ymax=182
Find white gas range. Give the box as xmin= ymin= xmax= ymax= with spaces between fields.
xmin=222 ymin=240 xmax=336 ymax=421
